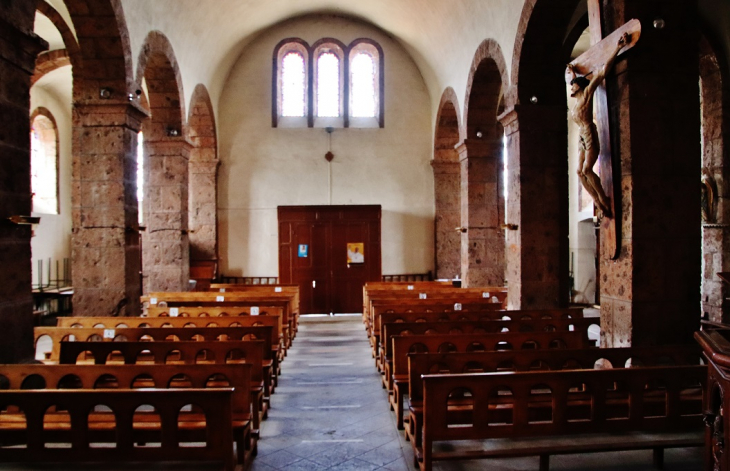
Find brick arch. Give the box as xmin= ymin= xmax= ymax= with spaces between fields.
xmin=188 ymin=84 xmax=219 ymax=267
xmin=498 ymin=0 xmax=579 ymax=308
xmin=136 ymin=30 xmax=186 ymax=135
xmin=700 ymin=28 xmax=730 ymax=322
xmin=32 ymin=50 xmax=71 ymax=86
xmin=35 ymin=1 xmax=80 ymax=68
xmin=463 ymin=39 xmax=509 ymax=142
xmin=136 ymin=30 xmax=190 ymax=294
xmin=433 ymin=87 xmax=461 ymax=280
xmin=64 ymin=0 xmax=133 ymax=101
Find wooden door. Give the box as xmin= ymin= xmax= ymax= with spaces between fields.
xmin=278 ymin=205 xmax=381 ymax=314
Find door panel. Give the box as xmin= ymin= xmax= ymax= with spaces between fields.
xmin=278 ymin=206 xmax=381 ymax=314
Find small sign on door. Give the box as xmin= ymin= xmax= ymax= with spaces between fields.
xmin=298 ymin=245 xmax=308 ymax=257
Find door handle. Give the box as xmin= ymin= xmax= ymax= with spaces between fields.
xmin=312 ymin=280 xmax=316 ymax=288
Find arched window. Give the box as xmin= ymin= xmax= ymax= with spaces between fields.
xmin=272 ymin=38 xmax=383 ymax=128
xmin=274 ymin=40 xmax=309 ymax=127
xmin=348 ymin=41 xmax=383 ymax=127
xmin=30 ymin=109 xmax=59 ymax=214
xmin=313 ymin=41 xmax=345 ymax=126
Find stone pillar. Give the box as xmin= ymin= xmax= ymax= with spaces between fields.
xmin=499 ymin=105 xmax=569 ymax=309
xmin=189 ymin=159 xmax=220 ymax=262
xmin=600 ymin=0 xmax=700 ymax=346
xmin=0 ymin=8 xmax=46 ymax=362
xmin=72 ymin=102 xmax=145 ymax=317
xmin=431 ymin=160 xmax=460 ymax=280
xmin=456 ymin=139 xmax=505 ymax=287
xmin=142 ymin=138 xmax=191 ymax=292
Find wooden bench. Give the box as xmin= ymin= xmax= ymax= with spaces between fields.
xmin=379 ymin=316 xmax=598 ymax=378
xmin=209 ymin=284 xmax=300 ymax=337
xmin=57 ymin=315 xmax=284 ymax=381
xmin=418 ymin=365 xmax=706 ymax=471
xmin=56 ymin=340 xmax=268 ymax=433
xmin=405 ymin=345 xmax=703 ymax=452
xmin=0 ymin=363 xmax=256 ymax=469
xmin=35 ymin=326 xmax=275 ymax=396
xmin=388 ymin=331 xmax=594 ymax=429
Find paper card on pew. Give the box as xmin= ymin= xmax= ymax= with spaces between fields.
xmin=216 ymin=295 xmax=225 ymax=302
xmin=103 ymin=329 xmax=115 ymax=339
xmin=150 ymin=297 xmax=158 ymax=305
xmin=407 ymin=285 xmax=414 ymax=290
xmin=454 ymin=303 xmax=462 ymax=311
xmin=482 ymin=292 xmax=490 ymax=298
xmin=275 ymin=287 xmax=282 ymax=292
xmin=69 ymin=334 xmax=75 ymax=341
xmin=419 ymin=293 xmax=427 ymax=299
xmin=170 ymin=307 xmax=179 ymax=317
xmin=220 ymin=288 xmax=225 ymax=293
xmin=251 ymin=306 xmax=260 ymax=316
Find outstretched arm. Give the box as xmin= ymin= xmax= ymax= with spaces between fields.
xmin=585 ymin=33 xmax=630 ymax=96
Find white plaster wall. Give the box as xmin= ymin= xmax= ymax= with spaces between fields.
xmin=218 ymin=15 xmax=433 ymax=277
xmin=30 ymin=67 xmax=73 ymax=288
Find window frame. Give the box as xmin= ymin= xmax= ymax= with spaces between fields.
xmin=272 ymin=37 xmax=384 ymax=129
xmin=29 ymin=107 xmax=60 ymax=215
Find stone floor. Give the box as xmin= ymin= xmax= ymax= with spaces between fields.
xmin=253 ymin=314 xmax=703 ymax=471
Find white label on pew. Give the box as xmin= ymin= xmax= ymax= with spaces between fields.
xmin=219 ymin=288 xmax=225 ymax=293
xmin=216 ymin=295 xmax=225 ymax=302
xmin=150 ymin=297 xmax=158 ymax=305
xmin=275 ymin=287 xmax=282 ymax=292
xmin=170 ymin=307 xmax=179 ymax=317
xmin=69 ymin=334 xmax=75 ymax=342
xmin=103 ymin=329 xmax=115 ymax=339
xmin=407 ymin=285 xmax=414 ymax=290
xmin=482 ymin=292 xmax=490 ymax=298
xmin=454 ymin=303 xmax=462 ymax=311
xmin=251 ymin=306 xmax=260 ymax=316
xmin=419 ymin=293 xmax=427 ymax=299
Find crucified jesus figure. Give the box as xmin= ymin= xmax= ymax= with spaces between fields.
xmin=567 ymin=32 xmax=630 ymax=219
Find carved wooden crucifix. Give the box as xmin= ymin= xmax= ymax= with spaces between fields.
xmin=565 ymin=0 xmax=641 ymax=259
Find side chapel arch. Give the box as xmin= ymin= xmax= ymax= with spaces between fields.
xmin=433 ymin=87 xmax=461 ymax=279
xmin=188 ymin=84 xmax=219 ymax=272
xmin=457 ymin=39 xmax=509 ymax=287
xmin=135 ymin=30 xmax=190 ymax=293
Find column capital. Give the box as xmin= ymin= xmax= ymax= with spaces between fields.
xmin=74 ymin=100 xmax=149 ymax=132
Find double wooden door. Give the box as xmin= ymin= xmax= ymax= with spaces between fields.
xmin=278 ymin=205 xmax=381 ymax=314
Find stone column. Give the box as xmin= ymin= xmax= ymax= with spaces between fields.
xmin=431 ymin=160 xmax=460 ymax=279
xmin=499 ymin=105 xmax=570 ymax=309
xmin=599 ymin=0 xmax=700 ymax=346
xmin=142 ymin=138 xmax=191 ymax=293
xmin=456 ymin=139 xmax=505 ymax=287
xmin=0 ymin=9 xmax=46 ymax=362
xmin=189 ymin=158 xmax=220 ymax=262
xmin=72 ymin=102 xmax=146 ymax=317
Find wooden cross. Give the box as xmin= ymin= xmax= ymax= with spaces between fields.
xmin=566 ymin=0 xmax=641 ymax=260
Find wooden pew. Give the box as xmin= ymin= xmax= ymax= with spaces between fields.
xmin=363 ymin=281 xmax=453 ymax=324
xmin=57 ymin=315 xmax=284 ymax=382
xmin=143 ymin=292 xmax=296 ymax=348
xmin=405 ymin=345 xmax=702 ymax=452
xmin=418 ymin=365 xmax=706 ymax=471
xmin=209 ymin=284 xmax=300 ymax=337
xmin=56 ymin=340 xmax=268 ymax=433
xmin=0 ymin=363 xmax=256 ymax=469
xmin=34 ymin=326 xmax=275 ymax=397
xmin=388 ymin=331 xmax=594 ymax=430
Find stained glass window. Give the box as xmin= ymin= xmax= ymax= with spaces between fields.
xmin=350 ymin=52 xmax=376 ymax=118
xmin=281 ymin=51 xmax=306 ymax=117
xmin=316 ymin=52 xmax=340 ymax=117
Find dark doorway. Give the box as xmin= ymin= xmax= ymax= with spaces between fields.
xmin=278 ymin=205 xmax=382 ymax=314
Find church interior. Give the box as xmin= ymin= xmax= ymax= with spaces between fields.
xmin=2 ymin=0 xmax=730 ymax=469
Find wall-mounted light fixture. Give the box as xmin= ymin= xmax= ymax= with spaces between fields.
xmin=530 ymin=96 xmax=538 ymax=104
xmin=455 ymin=226 xmax=467 ymax=233
xmin=501 ymin=223 xmax=518 ymax=230
xmin=325 ymin=127 xmax=334 ymax=162
xmin=166 ymin=127 xmax=180 ymax=137
xmin=475 ymin=130 xmax=483 ymax=139
xmin=99 ymin=88 xmax=112 ymax=99
xmin=653 ymin=18 xmax=665 ymax=30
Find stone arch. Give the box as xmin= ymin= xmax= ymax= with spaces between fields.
xmin=457 ymin=39 xmax=508 ymax=287
xmin=34 ymin=1 xmax=80 ymax=72
xmin=499 ymin=0 xmax=576 ymax=308
xmin=433 ymin=87 xmax=461 ymax=279
xmin=64 ymin=0 xmax=143 ymax=317
xmin=136 ymin=30 xmax=190 ymax=293
xmin=188 ymin=84 xmax=219 ymax=274
xmin=700 ymin=28 xmax=730 ymax=322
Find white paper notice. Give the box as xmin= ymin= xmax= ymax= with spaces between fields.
xmin=419 ymin=293 xmax=427 ymax=299
xmin=482 ymin=292 xmax=490 ymax=298
xmin=216 ymin=296 xmax=225 ymax=302
xmin=251 ymin=307 xmax=260 ymax=316
xmin=170 ymin=307 xmax=179 ymax=317
xmin=150 ymin=297 xmax=158 ymax=305
xmin=103 ymin=329 xmax=115 ymax=339
xmin=275 ymin=287 xmax=282 ymax=293
xmin=407 ymin=285 xmax=414 ymax=290
xmin=454 ymin=303 xmax=462 ymax=311
xmin=220 ymin=288 xmax=226 ymax=293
